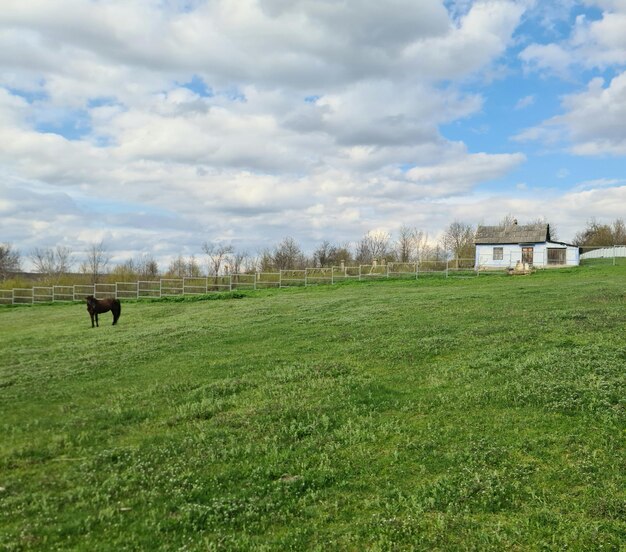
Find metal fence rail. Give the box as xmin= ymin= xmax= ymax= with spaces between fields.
xmin=33 ymin=286 xmax=53 ymax=303
xmin=116 ymin=282 xmax=139 ymax=299
xmin=138 ymin=281 xmax=160 ymax=299
xmin=54 ymin=286 xmax=74 ymax=302
xmin=74 ymin=285 xmax=95 ymax=300
xmin=1 ymin=255 xmax=573 ymax=306
xmin=230 ymin=273 xmax=256 ymax=290
xmin=95 ymin=283 xmax=116 ymax=299
xmin=305 ymin=267 xmax=333 ymax=286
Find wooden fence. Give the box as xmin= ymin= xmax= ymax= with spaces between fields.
xmin=0 ymin=260 xmax=478 ymax=305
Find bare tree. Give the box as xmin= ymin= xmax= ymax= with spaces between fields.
xmin=165 ymin=255 xmax=201 ymax=278
xmin=272 ymin=237 xmax=305 ymax=270
xmin=80 ymin=242 xmax=110 ymax=284
xmin=30 ymin=246 xmax=73 ymax=281
xmin=202 ymin=242 xmax=234 ymax=279
xmin=355 ymin=231 xmax=391 ymax=264
xmin=413 ymin=230 xmax=429 ymax=263
xmin=354 ymin=237 xmax=371 ymax=264
xmin=370 ymin=231 xmax=391 ymax=261
xmin=333 ymin=244 xmax=353 ymax=266
xmin=313 ymin=240 xmax=336 ymax=267
xmin=31 ymin=247 xmax=55 ymax=276
xmin=395 ymin=226 xmax=430 ymax=263
xmin=112 ymin=258 xmax=138 ymax=281
xmin=255 ymin=249 xmax=275 ymax=273
xmin=167 ymin=255 xmax=187 ymax=278
xmin=441 ymin=221 xmax=475 ymax=260
xmin=526 ymin=216 xmax=558 ymax=241
xmin=574 ymin=218 xmax=625 ymax=246
xmin=498 ymin=213 xmax=517 ymax=227
xmin=614 ymin=218 xmax=626 ymax=243
xmin=0 ymin=243 xmax=21 ymax=280
xmin=55 ymin=246 xmax=73 ymax=275
xmin=230 ymin=250 xmax=250 ymax=274
xmin=187 ymin=255 xmax=202 ymax=277
xmin=395 ymin=226 xmax=413 ymax=263
xmin=313 ymin=241 xmax=352 ymax=267
xmin=136 ymin=254 xmax=159 ymax=279
xmin=112 ymin=254 xmax=159 ymax=280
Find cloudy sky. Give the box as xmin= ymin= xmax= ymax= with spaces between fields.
xmin=1 ymin=0 xmax=625 ymax=268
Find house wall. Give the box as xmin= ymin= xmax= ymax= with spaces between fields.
xmin=476 ymin=242 xmax=579 ymax=268
xmin=476 ymin=244 xmax=522 ymax=268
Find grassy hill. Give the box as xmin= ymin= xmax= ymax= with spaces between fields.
xmin=1 ymin=266 xmax=624 ymax=550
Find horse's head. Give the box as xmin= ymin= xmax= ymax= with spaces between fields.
xmin=85 ymin=295 xmax=96 ymax=310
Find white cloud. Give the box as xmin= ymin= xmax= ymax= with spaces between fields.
xmin=515 ymin=72 xmax=626 ymax=155
xmin=560 ymin=73 xmax=626 ymax=155
xmin=514 ymin=94 xmax=535 ymax=109
xmin=573 ymin=177 xmax=623 ymax=190
xmin=520 ymin=1 xmax=626 ymax=75
xmin=0 ymin=0 xmax=525 ymax=97
xmin=441 ymin=184 xmax=626 ymax=242
xmin=406 ymin=152 xmax=526 ymax=196
xmin=556 ymin=168 xmax=569 ymax=178
xmin=0 ymin=0 xmax=552 ymax=266
xmin=519 ymin=43 xmax=573 ymax=77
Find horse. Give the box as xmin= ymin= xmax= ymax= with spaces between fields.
xmin=85 ymin=295 xmax=121 ymax=327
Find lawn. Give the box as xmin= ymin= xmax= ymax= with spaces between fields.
xmin=1 ymin=265 xmax=624 ymax=550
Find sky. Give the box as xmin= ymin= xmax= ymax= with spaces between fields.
xmin=1 ymin=0 xmax=625 ymax=269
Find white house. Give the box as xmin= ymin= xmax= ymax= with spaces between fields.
xmin=475 ymin=221 xmax=579 ymax=269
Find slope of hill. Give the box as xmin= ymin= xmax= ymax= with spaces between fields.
xmin=1 ymin=265 xmax=624 ymax=550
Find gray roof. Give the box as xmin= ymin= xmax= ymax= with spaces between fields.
xmin=475 ymin=223 xmax=550 ymax=244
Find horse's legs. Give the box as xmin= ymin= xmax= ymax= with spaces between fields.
xmin=90 ymin=312 xmax=95 ymax=328
xmin=95 ymin=313 xmax=99 ymax=327
xmin=112 ymin=302 xmax=120 ymax=325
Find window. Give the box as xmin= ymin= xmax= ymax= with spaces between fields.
xmin=547 ymin=248 xmax=566 ymax=265
xmin=493 ymin=247 xmax=503 ymax=260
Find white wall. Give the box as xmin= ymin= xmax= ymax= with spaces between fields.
xmin=476 ymin=242 xmax=579 ymax=268
xmin=580 ymin=246 xmax=626 ymax=259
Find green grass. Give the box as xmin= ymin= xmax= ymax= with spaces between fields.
xmin=1 ymin=266 xmax=625 ymax=551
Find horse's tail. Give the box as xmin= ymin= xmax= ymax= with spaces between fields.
xmin=112 ymin=299 xmax=121 ymax=325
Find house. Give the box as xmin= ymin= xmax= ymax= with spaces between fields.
xmin=475 ymin=220 xmax=579 ymax=269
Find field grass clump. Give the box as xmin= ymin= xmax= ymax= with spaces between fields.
xmin=1 ymin=264 xmax=625 ymax=550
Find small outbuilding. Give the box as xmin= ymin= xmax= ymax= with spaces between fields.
xmin=475 ymin=220 xmax=579 ymax=269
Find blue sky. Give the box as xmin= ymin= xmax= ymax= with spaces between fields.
xmin=0 ymin=0 xmax=625 ymax=269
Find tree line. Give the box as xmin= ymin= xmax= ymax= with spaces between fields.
xmin=1 ymin=217 xmax=624 ymax=284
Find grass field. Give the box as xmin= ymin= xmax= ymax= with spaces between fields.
xmin=1 ymin=265 xmax=625 ymax=551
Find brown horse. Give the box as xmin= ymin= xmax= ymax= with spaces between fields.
xmin=85 ymin=295 xmax=121 ymax=327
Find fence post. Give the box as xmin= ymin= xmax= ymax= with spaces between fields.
xmin=614 ymin=245 xmax=617 ymax=266
xmin=358 ymin=266 xmax=362 ymax=281
xmin=331 ymin=267 xmax=334 ymax=286
xmin=279 ymin=270 xmax=283 ymax=288
xmin=305 ymin=268 xmax=308 ymax=287
xmin=446 ymin=259 xmax=449 ymax=278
